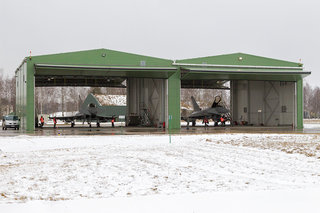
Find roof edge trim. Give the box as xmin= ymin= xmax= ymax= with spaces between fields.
xmin=15 ymin=58 xmax=28 ymax=74
xmin=182 ymin=68 xmax=311 ymax=75
xmin=173 ymin=62 xmax=303 ymax=70
xmin=34 ymin=64 xmax=177 ymax=71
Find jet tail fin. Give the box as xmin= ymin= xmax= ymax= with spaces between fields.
xmin=191 ymin=96 xmax=201 ymax=111
xmin=211 ymin=96 xmax=221 ymax=108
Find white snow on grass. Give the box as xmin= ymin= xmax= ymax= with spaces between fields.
xmin=1 ymin=188 xmax=319 ymax=213
xmin=1 ymin=134 xmax=320 ymax=200
xmin=0 ymin=134 xmax=320 ymax=212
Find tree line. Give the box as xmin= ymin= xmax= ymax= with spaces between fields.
xmin=304 ymin=82 xmax=320 ymax=118
xmin=0 ymin=74 xmax=15 ymax=117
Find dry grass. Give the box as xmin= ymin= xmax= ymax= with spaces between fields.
xmin=206 ymin=136 xmax=320 ymax=159
xmin=304 ymin=119 xmax=320 ymax=124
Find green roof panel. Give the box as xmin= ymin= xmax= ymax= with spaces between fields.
xmin=176 ymin=52 xmax=302 ymax=68
xmin=30 ymin=48 xmax=173 ymax=67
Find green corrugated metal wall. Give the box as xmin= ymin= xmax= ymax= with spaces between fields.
xmin=168 ymin=68 xmax=181 ymax=129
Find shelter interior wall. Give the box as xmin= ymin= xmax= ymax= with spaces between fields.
xmin=249 ymin=81 xmax=264 ymax=125
xmin=232 ymin=80 xmax=249 ymax=123
xmin=127 ymin=78 xmax=167 ymax=127
xmin=279 ymin=82 xmax=295 ymax=126
xmin=232 ymin=80 xmax=295 ymax=126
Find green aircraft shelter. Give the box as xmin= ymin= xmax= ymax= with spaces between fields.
xmin=15 ymin=49 xmax=310 ymax=131
xmin=175 ymin=53 xmax=310 ymax=129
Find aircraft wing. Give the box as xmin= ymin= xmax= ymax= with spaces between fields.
xmin=188 ymin=111 xmax=211 ymax=119
xmin=188 ymin=107 xmax=230 ymax=120
xmin=49 ymin=113 xmax=84 ymax=122
xmin=95 ymin=115 xmax=117 ymax=122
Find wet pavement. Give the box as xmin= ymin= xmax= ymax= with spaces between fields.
xmin=1 ymin=123 xmax=320 ymax=137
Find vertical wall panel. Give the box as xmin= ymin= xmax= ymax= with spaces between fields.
xmin=168 ymin=69 xmax=181 ymax=129
xmin=296 ymin=79 xmax=303 ymax=129
xmin=26 ymin=60 xmax=35 ymax=131
xmin=249 ymin=81 xmax=264 ymax=125
xmin=127 ymin=78 xmax=167 ymax=127
xmin=15 ymin=61 xmax=28 ymax=130
xmin=232 ymin=80 xmax=249 ymax=123
xmin=279 ymin=82 xmax=295 ymax=126
xmin=232 ymin=80 xmax=296 ymax=126
xmin=263 ymin=81 xmax=280 ymax=126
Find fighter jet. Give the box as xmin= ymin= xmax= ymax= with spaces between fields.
xmin=49 ymin=93 xmax=116 ymax=128
xmin=186 ymin=96 xmax=230 ymax=127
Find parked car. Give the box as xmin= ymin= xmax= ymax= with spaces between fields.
xmin=2 ymin=115 xmax=20 ymax=130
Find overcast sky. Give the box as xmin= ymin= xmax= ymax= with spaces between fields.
xmin=1 ymin=0 xmax=319 ymax=86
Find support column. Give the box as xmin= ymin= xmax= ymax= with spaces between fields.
xmin=296 ymin=78 xmax=303 ymax=129
xmin=230 ymin=80 xmax=237 ymax=122
xmin=126 ymin=78 xmax=130 ymax=126
xmin=168 ymin=68 xmax=181 ymax=129
xmin=26 ymin=60 xmax=35 ymax=131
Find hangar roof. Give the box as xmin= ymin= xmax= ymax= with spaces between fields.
xmin=175 ymin=53 xmax=310 ymax=82
xmin=20 ymin=50 xmax=310 ymax=87
xmin=31 ymin=48 xmax=173 ymax=67
xmin=27 ymin=49 xmax=176 ymax=87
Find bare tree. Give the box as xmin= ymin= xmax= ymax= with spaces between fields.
xmin=0 ymin=74 xmax=15 ymax=116
xmin=0 ymin=73 xmax=3 ymax=117
xmin=310 ymin=87 xmax=320 ymax=118
xmin=8 ymin=77 xmax=16 ymax=113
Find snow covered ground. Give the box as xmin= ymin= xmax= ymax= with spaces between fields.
xmin=0 ymin=133 xmax=320 ymax=212
xmin=1 ymin=189 xmax=319 ymax=213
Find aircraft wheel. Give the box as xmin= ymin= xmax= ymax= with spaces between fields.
xmin=192 ymin=121 xmax=196 ymax=127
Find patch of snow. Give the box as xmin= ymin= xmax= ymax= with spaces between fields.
xmin=304 ymin=123 xmax=320 ymax=129
xmin=95 ymin=95 xmax=126 ymax=106
xmin=1 ymin=188 xmax=319 ymax=213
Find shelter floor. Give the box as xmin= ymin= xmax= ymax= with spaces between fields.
xmin=1 ymin=123 xmax=320 ymax=136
